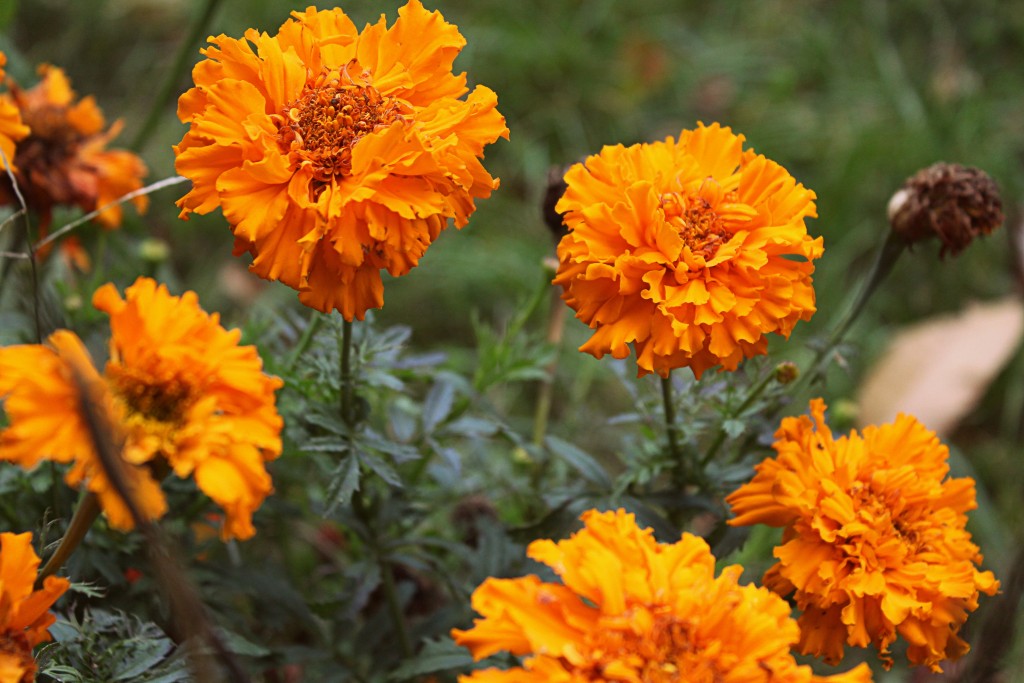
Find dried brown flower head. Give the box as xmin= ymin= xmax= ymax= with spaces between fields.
xmin=888 ymin=162 xmax=1003 ymax=258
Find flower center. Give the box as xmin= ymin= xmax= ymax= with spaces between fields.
xmin=583 ymin=610 xmax=728 ymax=682
xmin=277 ymin=69 xmax=405 ymax=191
xmin=20 ymin=104 xmax=80 ymax=146
xmin=660 ymin=192 xmax=729 ymax=260
xmin=0 ymin=631 xmax=36 ymax=683
xmin=107 ymin=365 xmax=196 ymax=424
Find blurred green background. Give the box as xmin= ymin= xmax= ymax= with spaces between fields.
xmin=2 ymin=1 xmax=1024 ymax=677
xmin=5 ymin=0 xmax=1022 ymax=330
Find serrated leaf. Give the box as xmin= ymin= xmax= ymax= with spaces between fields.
xmin=358 ymin=449 xmax=403 ymax=488
xmin=325 ymin=455 xmax=361 ymax=511
xmin=422 ymin=379 xmax=456 ymax=433
xmin=545 ymin=436 xmax=611 ymax=487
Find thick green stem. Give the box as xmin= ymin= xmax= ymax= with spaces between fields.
xmin=36 ymin=492 xmax=101 ymax=586
xmin=377 ymin=549 xmax=413 ymax=659
xmin=662 ymin=373 xmax=686 ymax=488
xmin=340 ymin=318 xmax=355 ymax=427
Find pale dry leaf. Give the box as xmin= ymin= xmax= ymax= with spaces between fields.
xmin=857 ymin=297 xmax=1024 ymax=436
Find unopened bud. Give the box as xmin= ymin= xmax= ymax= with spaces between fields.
xmin=138 ymin=237 xmax=170 ymax=263
xmin=774 ymin=361 xmax=799 ymax=385
xmin=888 ymin=162 xmax=1003 ymax=258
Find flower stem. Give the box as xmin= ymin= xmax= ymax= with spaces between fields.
xmin=797 ymin=230 xmax=906 ymax=394
xmin=36 ymin=491 xmax=101 ymax=586
xmin=378 ymin=549 xmax=413 ymax=658
xmin=532 ymin=287 xmax=567 ymax=447
xmin=661 ymin=373 xmax=685 ymax=487
xmin=339 ymin=318 xmax=356 ymax=427
xmin=285 ymin=311 xmax=323 ymax=372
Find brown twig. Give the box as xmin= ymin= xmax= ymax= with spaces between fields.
xmin=66 ymin=348 xmax=251 ymax=683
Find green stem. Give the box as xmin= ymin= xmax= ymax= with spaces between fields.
xmin=531 ymin=287 xmax=566 ymax=447
xmin=662 ymin=373 xmax=685 ymax=488
xmin=284 ymin=311 xmax=323 ymax=372
xmin=36 ymin=492 xmax=101 ymax=586
xmin=130 ymin=0 xmax=225 ymax=151
xmin=340 ymin=318 xmax=355 ymax=427
xmin=378 ymin=548 xmax=413 ymax=659
xmin=796 ymin=230 xmax=906 ymax=395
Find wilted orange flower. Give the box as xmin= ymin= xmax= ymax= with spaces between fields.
xmin=0 ymin=277 xmax=283 ymax=539
xmin=554 ymin=123 xmax=821 ymax=378
xmin=0 ymin=531 xmax=69 ymax=683
xmin=452 ymin=509 xmax=871 ymax=683
xmin=727 ymin=399 xmax=999 ymax=672
xmin=0 ymin=64 xmax=147 ymax=231
xmin=175 ymin=1 xmax=508 ymax=320
xmin=0 ymin=53 xmax=29 ymax=171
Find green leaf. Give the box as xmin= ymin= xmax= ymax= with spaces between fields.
xmin=545 ymin=436 xmax=611 ymax=487
xmin=722 ymin=418 xmax=746 ymax=439
xmin=325 ymin=454 xmax=361 ymax=512
xmin=388 ymin=638 xmax=474 ymax=680
xmin=422 ymin=378 xmax=456 ymax=433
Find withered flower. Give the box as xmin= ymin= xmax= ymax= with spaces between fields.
xmin=887 ymin=163 xmax=1003 ymax=258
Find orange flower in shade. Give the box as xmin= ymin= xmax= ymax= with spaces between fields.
xmin=452 ymin=509 xmax=872 ymax=683
xmin=0 ymin=532 xmax=69 ymax=683
xmin=554 ymin=123 xmax=821 ymax=378
xmin=0 ymin=53 xmax=29 ymax=171
xmin=0 ymin=64 xmax=147 ymax=231
xmin=175 ymin=1 xmax=508 ymax=320
xmin=0 ymin=277 xmax=283 ymax=539
xmin=726 ymin=399 xmax=999 ymax=672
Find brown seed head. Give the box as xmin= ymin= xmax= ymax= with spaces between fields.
xmin=887 ymin=162 xmax=1003 ymax=258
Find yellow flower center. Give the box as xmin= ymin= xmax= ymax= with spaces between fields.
xmin=661 ymin=192 xmax=729 ymax=260
xmin=278 ymin=69 xmax=405 ymax=192
xmin=107 ymin=365 xmax=196 ymax=424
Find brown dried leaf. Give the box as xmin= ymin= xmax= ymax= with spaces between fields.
xmin=857 ymin=297 xmax=1024 ymax=436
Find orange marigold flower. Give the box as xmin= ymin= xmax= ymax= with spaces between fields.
xmin=726 ymin=399 xmax=999 ymax=672
xmin=452 ymin=509 xmax=872 ymax=683
xmin=554 ymin=123 xmax=821 ymax=378
xmin=0 ymin=277 xmax=283 ymax=539
xmin=0 ymin=53 xmax=29 ymax=172
xmin=0 ymin=64 xmax=147 ymax=231
xmin=175 ymin=1 xmax=508 ymax=321
xmin=0 ymin=531 xmax=69 ymax=683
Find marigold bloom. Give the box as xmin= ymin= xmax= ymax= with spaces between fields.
xmin=452 ymin=509 xmax=871 ymax=683
xmin=0 ymin=53 xmax=29 ymax=171
xmin=0 ymin=532 xmax=69 ymax=683
xmin=554 ymin=123 xmax=820 ymax=378
xmin=726 ymin=399 xmax=999 ymax=671
xmin=175 ymin=1 xmax=508 ymax=320
xmin=0 ymin=64 xmax=147 ymax=231
xmin=0 ymin=277 xmax=283 ymax=539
